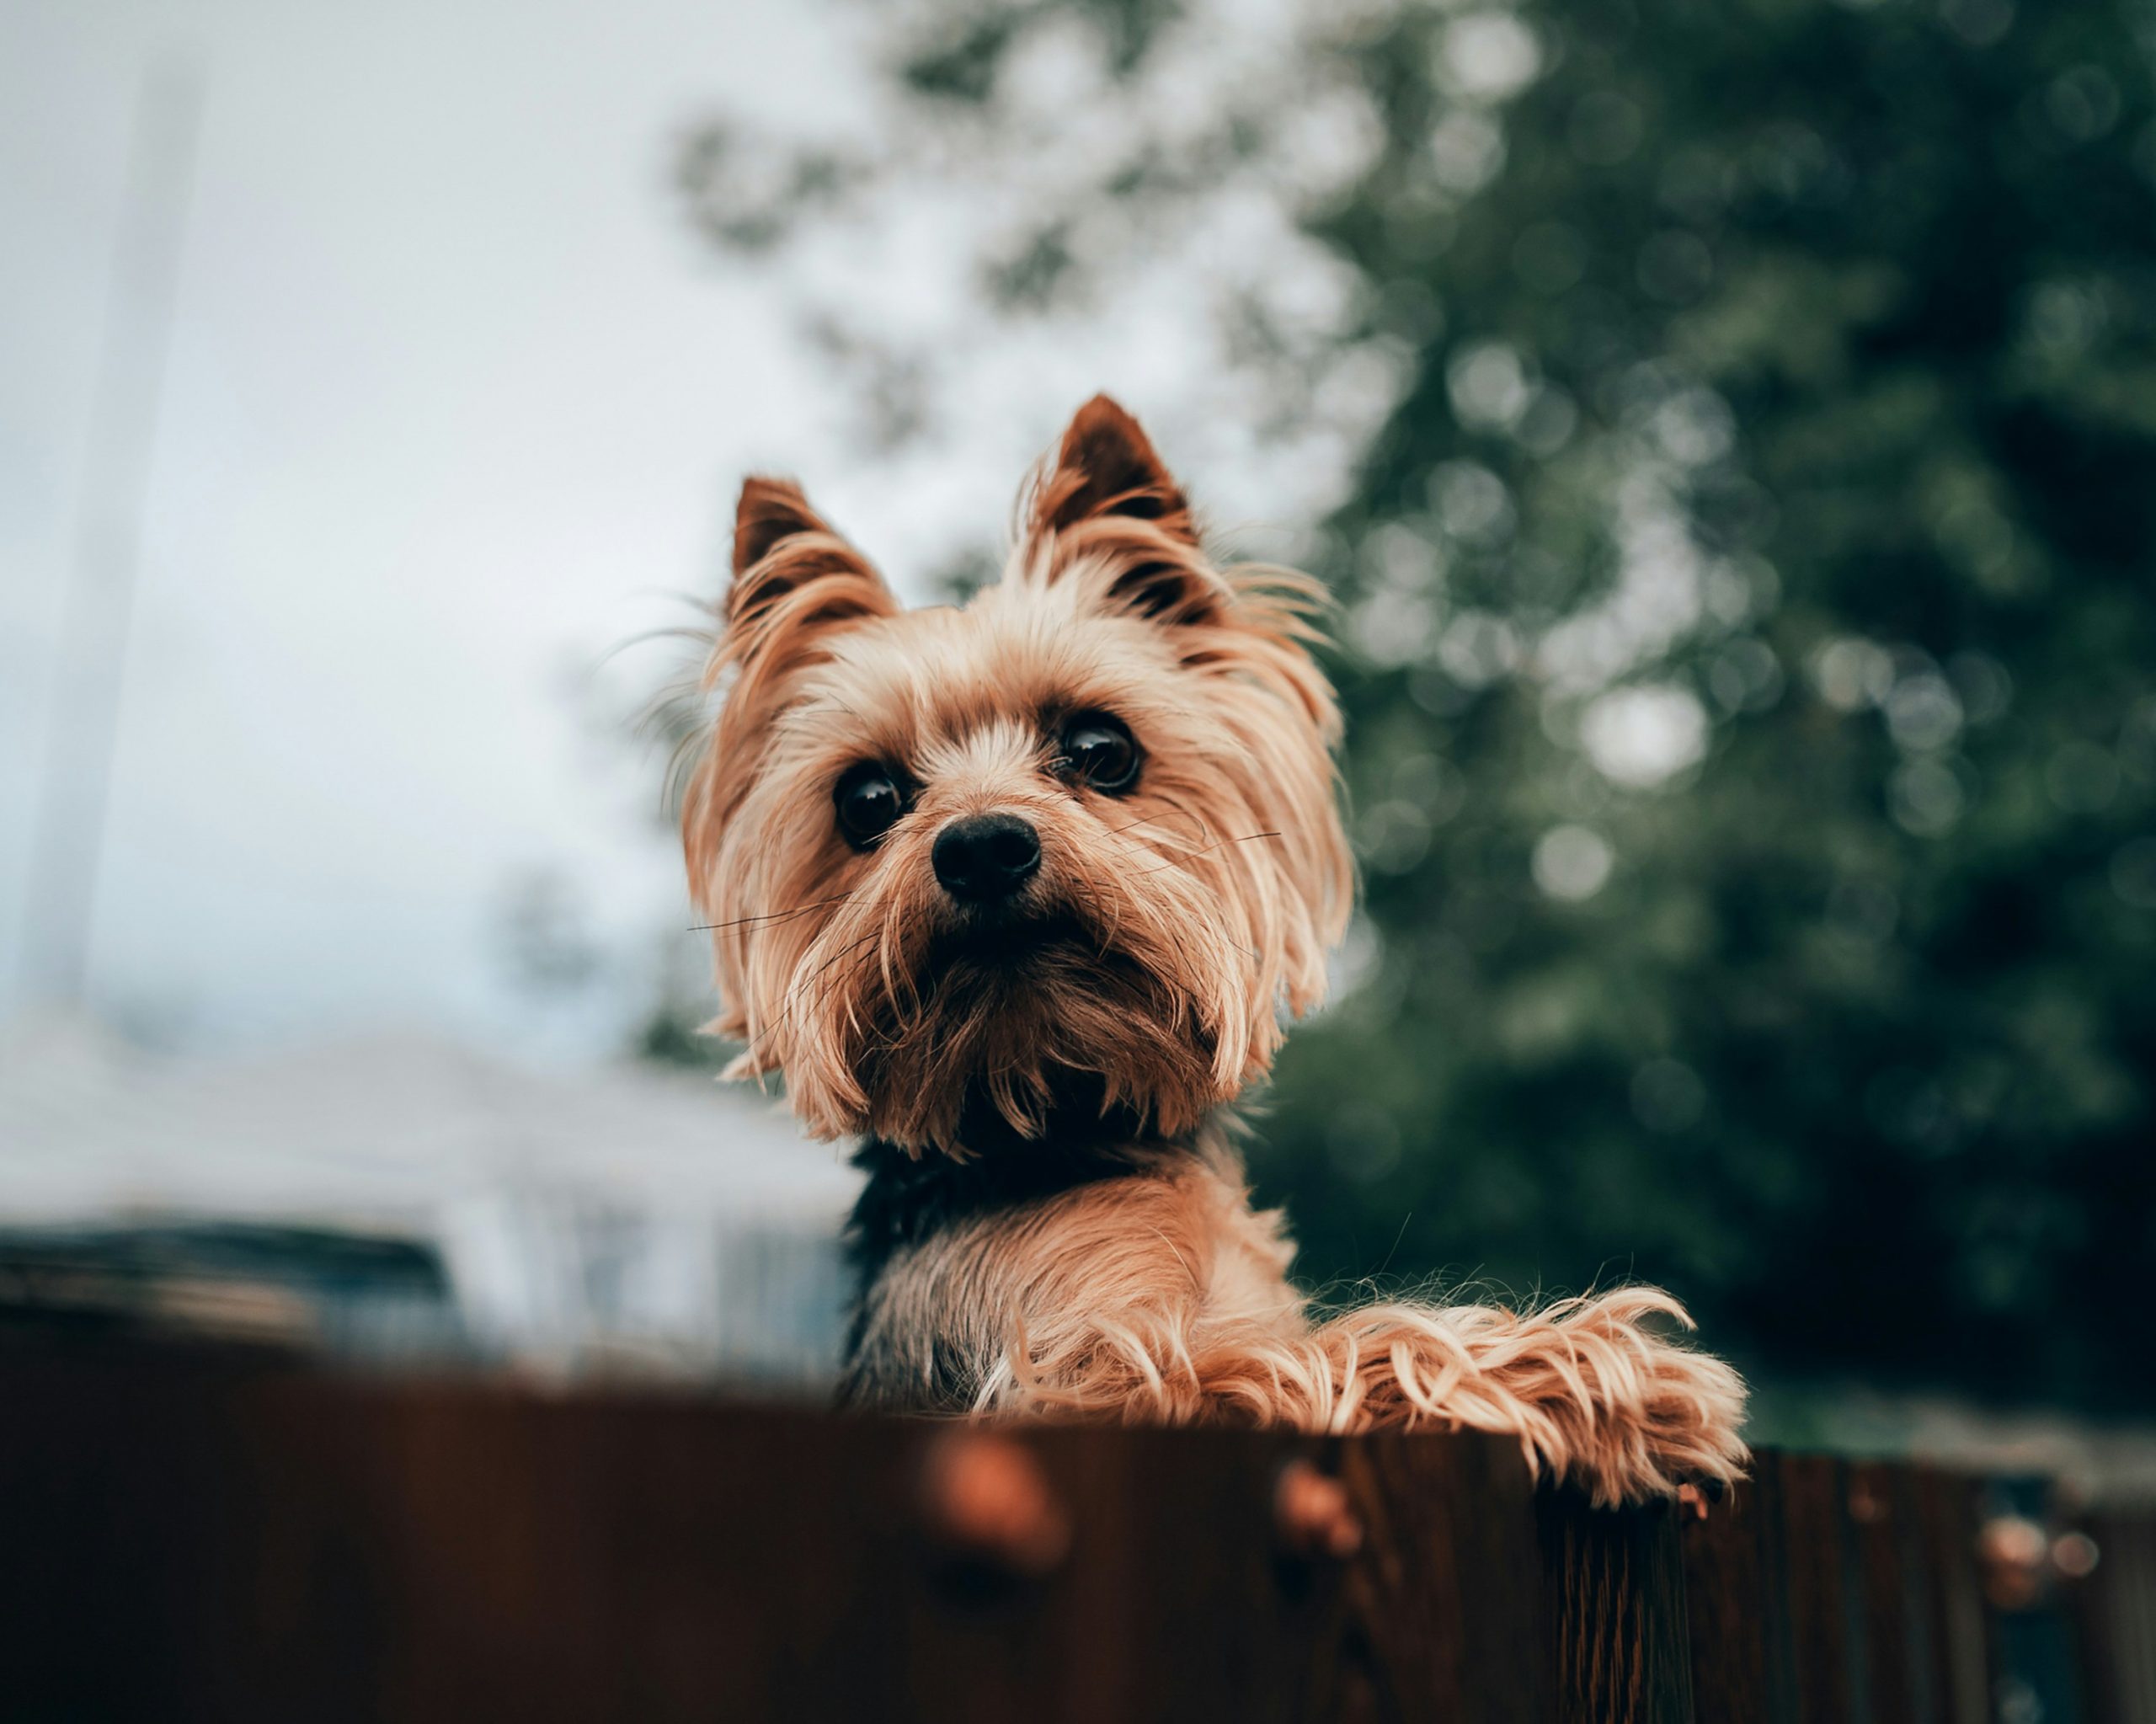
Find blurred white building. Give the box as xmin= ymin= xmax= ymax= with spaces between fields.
xmin=0 ymin=1014 xmax=861 ymax=1382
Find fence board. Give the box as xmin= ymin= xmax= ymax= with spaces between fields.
xmin=1331 ymin=1428 xmax=1549 ymax=1722
xmin=1847 ymin=1460 xmax=1931 ymax=1724
xmin=1780 ymin=1454 xmax=1858 ymax=1724
xmin=1538 ymin=1490 xmax=1693 ymax=1724
xmin=2070 ymin=1510 xmax=2156 ymax=1724
xmin=1911 ymin=1468 xmax=1995 ymax=1724
xmin=1681 ymin=1466 xmax=1778 ymax=1721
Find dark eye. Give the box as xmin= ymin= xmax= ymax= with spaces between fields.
xmin=1058 ymin=713 xmax=1141 ymax=794
xmin=834 ymin=762 xmax=908 ymax=848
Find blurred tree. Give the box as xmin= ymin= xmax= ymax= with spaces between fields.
xmin=673 ymin=0 xmax=2156 ymax=1410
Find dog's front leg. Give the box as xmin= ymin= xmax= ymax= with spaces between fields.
xmin=979 ymin=1287 xmax=1745 ymax=1507
xmin=960 ymin=1171 xmax=1746 ymax=1507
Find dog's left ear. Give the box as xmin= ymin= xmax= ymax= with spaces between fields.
xmin=1026 ymin=396 xmax=1230 ymax=626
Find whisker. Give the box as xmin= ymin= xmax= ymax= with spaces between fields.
xmin=739 ymin=929 xmax=882 ymax=1059
xmin=1101 ymin=806 xmax=1208 ymax=843
xmin=689 ymin=892 xmax=854 ymax=934
xmin=1128 ymin=830 xmax=1282 ymax=876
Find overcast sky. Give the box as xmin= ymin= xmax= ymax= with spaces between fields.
xmin=1 ymin=0 xmax=1360 ymax=1066
xmin=0 ymin=0 xmax=903 ymax=1059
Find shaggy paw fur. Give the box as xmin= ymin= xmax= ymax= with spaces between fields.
xmin=1310 ymin=1286 xmax=1750 ymax=1508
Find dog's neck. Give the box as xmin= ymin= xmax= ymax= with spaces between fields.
xmin=840 ymin=1086 xmax=1210 ymax=1327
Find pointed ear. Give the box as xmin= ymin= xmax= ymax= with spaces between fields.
xmin=1026 ymin=396 xmax=1234 ymax=625
xmin=722 ymin=476 xmax=896 ymax=656
xmin=1030 ymin=395 xmax=1198 ymax=544
xmin=734 ymin=476 xmax=825 ymax=577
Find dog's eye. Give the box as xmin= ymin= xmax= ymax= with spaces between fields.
xmin=835 ymin=762 xmax=908 ymax=848
xmin=1058 ymin=714 xmax=1140 ymax=795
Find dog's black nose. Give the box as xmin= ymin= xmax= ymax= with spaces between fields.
xmin=932 ymin=813 xmax=1041 ymax=904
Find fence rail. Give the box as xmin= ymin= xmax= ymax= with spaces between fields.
xmin=0 ymin=1340 xmax=2148 ymax=1722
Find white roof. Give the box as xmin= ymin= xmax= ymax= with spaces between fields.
xmin=0 ymin=1013 xmax=857 ymax=1230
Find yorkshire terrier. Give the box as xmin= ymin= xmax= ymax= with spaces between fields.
xmin=683 ymin=396 xmax=1747 ymax=1506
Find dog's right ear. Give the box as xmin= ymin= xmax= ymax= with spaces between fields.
xmin=686 ymin=478 xmax=896 ymax=919
xmin=720 ymin=478 xmax=897 ymax=687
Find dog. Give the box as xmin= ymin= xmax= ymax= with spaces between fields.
xmin=682 ymin=395 xmax=1747 ymax=1506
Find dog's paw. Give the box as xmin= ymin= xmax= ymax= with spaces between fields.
xmin=1625 ymin=1328 xmax=1749 ymax=1507
xmin=1280 ymin=1285 xmax=1748 ymax=1507
xmin=1540 ymin=1289 xmax=1750 ymax=1508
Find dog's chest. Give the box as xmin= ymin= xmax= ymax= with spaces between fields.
xmin=836 ymin=1136 xmax=1301 ymax=1412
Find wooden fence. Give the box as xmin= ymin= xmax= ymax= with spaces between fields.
xmin=1 ymin=1339 xmax=2149 ymax=1722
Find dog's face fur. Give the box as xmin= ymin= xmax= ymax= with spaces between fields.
xmin=683 ymin=398 xmax=1352 ymax=1156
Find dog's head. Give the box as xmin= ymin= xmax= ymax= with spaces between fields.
xmin=683 ymin=396 xmax=1352 ymax=1156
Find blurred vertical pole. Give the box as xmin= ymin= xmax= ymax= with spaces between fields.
xmin=17 ymin=58 xmax=203 ymax=1009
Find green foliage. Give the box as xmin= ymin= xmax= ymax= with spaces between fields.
xmin=679 ymin=0 xmax=2156 ymax=1409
